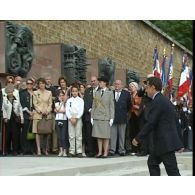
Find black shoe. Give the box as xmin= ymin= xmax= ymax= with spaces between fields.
xmin=96 ymin=154 xmax=102 ymax=158
xmin=119 ymin=152 xmax=125 ymax=156
xmin=77 ymin=153 xmax=83 ymax=158
xmin=87 ymin=153 xmax=96 ymax=157
xmin=101 ymin=155 xmax=108 ymax=158
xmin=108 ymin=152 xmax=115 ymax=157
xmin=136 ymin=152 xmax=147 ymax=156
xmin=68 ymin=153 xmax=75 ymax=157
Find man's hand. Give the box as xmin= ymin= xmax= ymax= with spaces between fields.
xmin=177 ymin=147 xmax=184 ymax=153
xmin=109 ymin=119 xmax=113 ymax=127
xmin=91 ymin=118 xmax=94 ymax=125
xmin=70 ymin=118 xmax=77 ymax=126
xmin=132 ymin=138 xmax=139 ymax=146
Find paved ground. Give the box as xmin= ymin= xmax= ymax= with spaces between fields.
xmin=0 ymin=152 xmax=192 ymax=176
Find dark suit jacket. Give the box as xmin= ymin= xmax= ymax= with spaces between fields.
xmin=113 ymin=90 xmax=131 ymax=124
xmin=83 ymin=87 xmax=95 ymax=121
xmin=136 ymin=92 xmax=183 ymax=155
xmin=19 ymin=89 xmax=35 ymax=120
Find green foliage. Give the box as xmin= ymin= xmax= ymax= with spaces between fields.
xmin=151 ymin=21 xmax=192 ymax=51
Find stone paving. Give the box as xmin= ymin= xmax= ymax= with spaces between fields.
xmin=0 ymin=152 xmax=192 ymax=176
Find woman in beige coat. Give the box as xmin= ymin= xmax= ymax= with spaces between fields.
xmin=33 ymin=78 xmax=52 ymax=155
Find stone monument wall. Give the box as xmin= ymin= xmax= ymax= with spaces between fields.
xmin=11 ymin=20 xmax=193 ymax=86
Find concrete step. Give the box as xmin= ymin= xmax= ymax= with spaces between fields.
xmin=1 ymin=152 xmax=192 ymax=176
xmin=81 ymin=163 xmax=191 ymax=176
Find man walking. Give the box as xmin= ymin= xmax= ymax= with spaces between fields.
xmin=132 ymin=77 xmax=183 ymax=176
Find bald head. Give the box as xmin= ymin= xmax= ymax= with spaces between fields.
xmin=90 ymin=76 xmax=98 ymax=88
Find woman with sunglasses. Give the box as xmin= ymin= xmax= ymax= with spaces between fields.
xmin=2 ymin=76 xmax=20 ymax=101
xmin=19 ymin=78 xmax=36 ymax=155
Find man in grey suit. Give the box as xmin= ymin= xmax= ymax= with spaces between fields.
xmin=109 ymin=80 xmax=131 ymax=156
xmin=91 ymin=76 xmax=115 ymax=158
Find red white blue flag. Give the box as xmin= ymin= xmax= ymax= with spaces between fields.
xmin=167 ymin=47 xmax=174 ymax=97
xmin=152 ymin=47 xmax=161 ymax=78
xmin=161 ymin=51 xmax=167 ymax=87
xmin=177 ymin=53 xmax=191 ymax=97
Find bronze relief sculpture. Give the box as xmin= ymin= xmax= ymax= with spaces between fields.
xmin=6 ymin=21 xmax=33 ymax=77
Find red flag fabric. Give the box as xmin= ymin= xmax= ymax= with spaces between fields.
xmin=177 ymin=53 xmax=191 ymax=98
xmin=152 ymin=47 xmax=161 ymax=78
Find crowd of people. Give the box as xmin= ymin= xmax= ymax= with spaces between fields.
xmin=0 ymin=74 xmax=193 ymax=160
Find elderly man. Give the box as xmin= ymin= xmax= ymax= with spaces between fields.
xmin=83 ymin=76 xmax=99 ymax=157
xmin=109 ymin=80 xmax=131 ymax=156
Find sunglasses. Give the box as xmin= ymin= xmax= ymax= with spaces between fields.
xmin=27 ymin=82 xmax=33 ymax=85
xmin=8 ymin=81 xmax=13 ymax=83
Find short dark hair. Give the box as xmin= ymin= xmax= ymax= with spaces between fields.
xmin=58 ymin=76 xmax=67 ymax=86
xmin=37 ymin=78 xmax=46 ymax=85
xmin=147 ymin=77 xmax=162 ymax=91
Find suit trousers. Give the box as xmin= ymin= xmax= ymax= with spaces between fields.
xmin=110 ymin=123 xmax=126 ymax=154
xmin=84 ymin=121 xmax=97 ymax=154
xmin=68 ymin=119 xmax=82 ymax=155
xmin=147 ymin=151 xmax=181 ymax=176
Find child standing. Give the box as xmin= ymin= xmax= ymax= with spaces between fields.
xmin=55 ymin=90 xmax=69 ymax=157
xmin=66 ymin=85 xmax=84 ymax=157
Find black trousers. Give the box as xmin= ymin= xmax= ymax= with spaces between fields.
xmin=56 ymin=120 xmax=69 ymax=149
xmin=5 ymin=116 xmax=21 ymax=154
xmin=147 ymin=151 xmax=181 ymax=176
xmin=21 ymin=119 xmax=36 ymax=154
xmin=84 ymin=121 xmax=97 ymax=155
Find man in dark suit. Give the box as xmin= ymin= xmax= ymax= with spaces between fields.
xmin=109 ymin=80 xmax=131 ymax=156
xmin=83 ymin=76 xmax=99 ymax=157
xmin=132 ymin=77 xmax=183 ymax=176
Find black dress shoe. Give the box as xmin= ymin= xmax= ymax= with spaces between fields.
xmin=119 ymin=152 xmax=125 ymax=156
xmin=87 ymin=153 xmax=95 ymax=157
xmin=96 ymin=154 xmax=102 ymax=158
xmin=136 ymin=152 xmax=147 ymax=156
xmin=108 ymin=152 xmax=115 ymax=157
xmin=77 ymin=153 xmax=83 ymax=158
xmin=68 ymin=153 xmax=75 ymax=157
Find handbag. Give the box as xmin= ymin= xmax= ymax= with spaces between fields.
xmin=37 ymin=115 xmax=53 ymax=134
xmin=26 ymin=119 xmax=35 ymax=140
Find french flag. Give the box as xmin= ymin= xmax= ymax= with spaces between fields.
xmin=177 ymin=53 xmax=191 ymax=97
xmin=161 ymin=53 xmax=167 ymax=87
xmin=167 ymin=50 xmax=174 ymax=97
xmin=152 ymin=47 xmax=161 ymax=78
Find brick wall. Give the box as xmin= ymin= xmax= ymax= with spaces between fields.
xmin=15 ymin=20 xmax=192 ymax=87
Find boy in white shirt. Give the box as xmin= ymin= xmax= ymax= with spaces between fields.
xmin=66 ymin=85 xmax=84 ymax=157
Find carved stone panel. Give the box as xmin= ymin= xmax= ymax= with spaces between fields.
xmin=62 ymin=44 xmax=88 ymax=85
xmin=5 ymin=21 xmax=33 ymax=77
xmin=98 ymin=57 xmax=116 ymax=86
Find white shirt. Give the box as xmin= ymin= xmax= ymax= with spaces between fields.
xmin=66 ymin=96 xmax=84 ymax=119
xmin=55 ymin=102 xmax=67 ymax=120
xmin=152 ymin=91 xmax=160 ymax=100
xmin=115 ymin=91 xmax=121 ymax=101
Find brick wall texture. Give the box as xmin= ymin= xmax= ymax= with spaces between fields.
xmin=16 ymin=20 xmax=192 ymax=87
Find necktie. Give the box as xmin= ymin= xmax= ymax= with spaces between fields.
xmin=101 ymin=90 xmax=104 ymax=97
xmin=116 ymin=92 xmax=120 ymax=102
